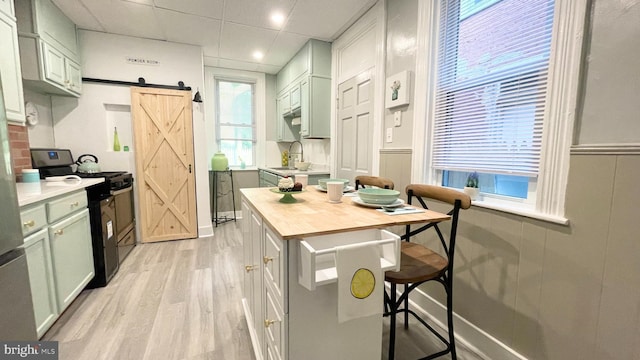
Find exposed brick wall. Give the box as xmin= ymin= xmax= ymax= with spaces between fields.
xmin=8 ymin=124 xmax=32 ymax=180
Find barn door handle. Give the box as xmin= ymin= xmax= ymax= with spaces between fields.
xmin=189 ymin=164 xmax=192 ymax=173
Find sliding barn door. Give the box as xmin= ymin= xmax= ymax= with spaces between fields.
xmin=131 ymin=87 xmax=197 ymax=242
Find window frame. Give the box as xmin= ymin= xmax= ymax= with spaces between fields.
xmin=412 ymin=0 xmax=588 ymax=224
xmin=204 ymin=67 xmax=266 ymax=170
xmin=214 ymin=78 xmax=257 ymax=167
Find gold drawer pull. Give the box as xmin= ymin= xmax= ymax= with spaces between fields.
xmin=71 ymin=201 xmax=79 ymax=207
xmin=263 ymin=256 xmax=274 ymax=265
xmin=245 ymin=265 xmax=257 ymax=273
xmin=264 ymin=319 xmax=277 ymax=328
xmin=23 ymin=220 xmax=35 ymax=227
xmin=54 ymin=229 xmax=64 ymax=235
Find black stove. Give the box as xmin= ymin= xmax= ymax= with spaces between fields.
xmin=30 ymin=148 xmax=133 ymax=194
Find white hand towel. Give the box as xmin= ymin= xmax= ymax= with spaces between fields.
xmin=336 ymin=241 xmax=383 ymax=323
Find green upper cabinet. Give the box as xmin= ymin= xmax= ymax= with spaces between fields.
xmin=276 ymin=39 xmax=332 ymax=140
xmin=0 ymin=1 xmax=26 ymax=125
xmin=15 ymin=0 xmax=82 ymax=97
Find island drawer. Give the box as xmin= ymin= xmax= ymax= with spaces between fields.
xmin=298 ymin=229 xmax=400 ymax=291
xmin=264 ymin=226 xmax=287 ymax=309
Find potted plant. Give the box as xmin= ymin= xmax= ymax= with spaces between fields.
xmin=463 ymin=172 xmax=479 ymax=200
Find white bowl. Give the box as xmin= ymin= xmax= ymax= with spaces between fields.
xmin=318 ymin=178 xmax=349 ymax=190
xmin=295 ymin=161 xmax=311 ymax=171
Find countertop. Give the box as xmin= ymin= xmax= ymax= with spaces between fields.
xmin=17 ymin=178 xmax=105 ymax=207
xmin=240 ymin=187 xmax=451 ymax=240
xmin=259 ymin=166 xmax=330 ymax=177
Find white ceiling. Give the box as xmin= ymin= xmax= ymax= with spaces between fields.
xmin=51 ymin=0 xmax=377 ymax=74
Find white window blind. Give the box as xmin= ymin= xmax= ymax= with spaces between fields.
xmin=432 ymin=0 xmax=555 ymax=176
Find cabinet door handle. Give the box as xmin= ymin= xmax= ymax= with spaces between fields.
xmin=23 ymin=220 xmax=35 ymax=227
xmin=54 ymin=229 xmax=64 ymax=235
xmin=245 ymin=265 xmax=257 ymax=273
xmin=264 ymin=319 xmax=277 ymax=328
xmin=263 ymin=256 xmax=274 ymax=265
xmin=71 ymin=201 xmax=79 ymax=207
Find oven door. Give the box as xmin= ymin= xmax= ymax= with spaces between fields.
xmin=112 ymin=186 xmax=134 ymax=240
xmin=101 ymin=197 xmax=119 ymax=281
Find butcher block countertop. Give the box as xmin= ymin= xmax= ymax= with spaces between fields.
xmin=240 ymin=187 xmax=451 ymax=240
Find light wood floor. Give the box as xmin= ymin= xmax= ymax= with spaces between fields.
xmin=44 ymin=222 xmax=254 ymax=360
xmin=44 ymin=221 xmax=470 ymax=360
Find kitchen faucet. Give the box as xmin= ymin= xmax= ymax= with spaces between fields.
xmin=288 ymin=141 xmax=303 ymax=168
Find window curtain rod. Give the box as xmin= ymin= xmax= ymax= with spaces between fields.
xmin=82 ymin=77 xmax=192 ymax=91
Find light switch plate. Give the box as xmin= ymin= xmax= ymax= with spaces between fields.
xmin=386 ymin=128 xmax=393 ymax=143
xmin=394 ymin=111 xmax=402 ymax=127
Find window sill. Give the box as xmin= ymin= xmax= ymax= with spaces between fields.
xmin=469 ymin=198 xmax=569 ymax=226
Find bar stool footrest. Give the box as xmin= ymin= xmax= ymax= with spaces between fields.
xmin=385 ymin=307 xmax=453 ymax=360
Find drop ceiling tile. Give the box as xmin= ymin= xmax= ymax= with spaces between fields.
xmin=217 ymin=58 xmax=260 ymax=72
xmin=203 ymin=56 xmax=220 ymax=67
xmin=153 ymin=0 xmax=223 ymax=20
xmin=264 ymin=32 xmax=308 ymax=67
xmin=202 ymin=44 xmax=220 ymax=59
xmin=155 ymin=8 xmax=221 ymax=51
xmin=122 ymin=0 xmax=153 ymax=5
xmin=80 ymin=0 xmax=164 ymax=40
xmin=224 ymin=0 xmax=296 ymax=31
xmin=219 ymin=22 xmax=278 ymax=62
xmin=285 ymin=0 xmax=374 ymax=39
xmin=52 ymin=0 xmax=105 ymax=31
xmin=256 ymin=63 xmax=282 ymax=75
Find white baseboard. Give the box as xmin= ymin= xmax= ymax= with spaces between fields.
xmin=198 ymin=223 xmax=214 ymax=238
xmin=404 ymin=288 xmax=528 ymax=360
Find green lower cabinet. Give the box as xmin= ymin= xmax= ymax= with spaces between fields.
xmin=49 ymin=209 xmax=94 ymax=313
xmin=307 ymin=174 xmax=329 ymax=185
xmin=24 ymin=228 xmax=58 ymax=338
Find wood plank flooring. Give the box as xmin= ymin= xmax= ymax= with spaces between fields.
xmin=44 ymin=222 xmax=253 ymax=360
xmin=44 ymin=221 xmax=471 ymax=360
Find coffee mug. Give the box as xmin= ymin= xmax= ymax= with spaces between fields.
xmin=295 ymin=174 xmax=308 ymax=188
xmin=327 ymin=181 xmax=343 ymax=203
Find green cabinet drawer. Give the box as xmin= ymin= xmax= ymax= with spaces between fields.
xmin=24 ymin=228 xmax=58 ymax=338
xmin=46 ymin=190 xmax=87 ymax=224
xmin=20 ymin=204 xmax=47 ymax=237
xmin=49 ymin=209 xmax=94 ymax=313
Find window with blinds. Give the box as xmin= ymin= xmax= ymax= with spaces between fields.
xmin=215 ymin=79 xmax=256 ymax=167
xmin=433 ymin=0 xmax=555 ymax=198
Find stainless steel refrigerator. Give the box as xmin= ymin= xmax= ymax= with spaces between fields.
xmin=0 ymin=76 xmax=37 ymax=340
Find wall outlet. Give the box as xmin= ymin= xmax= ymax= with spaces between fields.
xmin=386 ymin=127 xmax=393 ymax=143
xmin=394 ymin=111 xmax=402 ymax=127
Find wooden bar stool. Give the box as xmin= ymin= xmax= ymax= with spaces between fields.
xmin=355 ymin=175 xmax=395 ymax=190
xmin=384 ymin=184 xmax=471 ymax=360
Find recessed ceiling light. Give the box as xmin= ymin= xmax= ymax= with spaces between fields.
xmin=253 ymin=51 xmax=264 ymax=60
xmin=270 ymin=11 xmax=285 ymax=26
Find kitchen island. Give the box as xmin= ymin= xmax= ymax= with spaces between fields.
xmin=240 ymin=187 xmax=450 ymax=360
